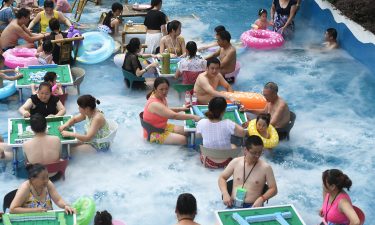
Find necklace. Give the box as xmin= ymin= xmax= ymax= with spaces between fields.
xmin=30 ymin=182 xmax=43 ymax=197
xmin=324 ymin=191 xmax=341 ymax=222
xmin=169 ymin=35 xmax=178 ymax=55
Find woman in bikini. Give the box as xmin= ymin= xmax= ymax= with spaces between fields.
xmin=9 ymin=163 xmax=75 ymax=214
xmin=159 ymin=20 xmax=185 ymax=58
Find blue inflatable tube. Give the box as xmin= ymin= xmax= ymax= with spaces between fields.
xmin=0 ymin=80 xmax=16 ymax=100
xmin=28 ymin=64 xmax=58 ymax=69
xmin=75 ymin=31 xmax=115 ymax=64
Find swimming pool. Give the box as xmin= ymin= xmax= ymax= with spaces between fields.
xmin=1 ymin=0 xmax=374 ymax=224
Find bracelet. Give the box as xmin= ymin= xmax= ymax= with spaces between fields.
xmin=145 ymin=67 xmax=149 ymax=72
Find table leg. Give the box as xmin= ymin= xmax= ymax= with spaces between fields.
xmin=67 ymin=144 xmax=71 ymax=159
xmin=12 ymin=147 xmax=18 ymax=175
xmin=188 ymin=132 xmax=195 ymax=150
xmin=18 ymin=89 xmax=23 ymax=103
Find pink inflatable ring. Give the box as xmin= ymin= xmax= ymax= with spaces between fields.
xmin=3 ymin=48 xmax=38 ymax=69
xmin=241 ymin=29 xmax=284 ymax=50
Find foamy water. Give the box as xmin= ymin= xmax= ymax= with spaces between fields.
xmin=1 ymin=0 xmax=374 ymax=224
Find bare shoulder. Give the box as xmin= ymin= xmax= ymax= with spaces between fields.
xmin=258 ymin=159 xmax=272 ymax=170
xmin=230 ymin=156 xmax=243 ymax=167
xmin=19 ymin=180 xmax=30 ymax=190
xmin=48 ymin=135 xmax=61 ymax=143
xmin=229 ymin=45 xmax=236 ymax=54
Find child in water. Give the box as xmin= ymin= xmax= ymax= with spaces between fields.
xmin=36 ymin=40 xmax=54 ymax=65
xmin=252 ymin=9 xmax=273 ymax=30
xmin=256 ymin=113 xmax=271 ymax=139
xmin=31 ymin=72 xmax=63 ymax=96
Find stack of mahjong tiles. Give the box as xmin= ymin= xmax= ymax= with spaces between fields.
xmin=1 ymin=211 xmax=74 ymax=225
xmin=28 ymin=71 xmax=61 ymax=83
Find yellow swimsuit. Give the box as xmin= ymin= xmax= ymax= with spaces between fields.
xmin=40 ymin=10 xmax=58 ymax=33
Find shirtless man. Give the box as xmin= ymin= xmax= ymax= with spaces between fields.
xmin=323 ymin=28 xmax=338 ymax=50
xmin=244 ymin=82 xmax=290 ymax=139
xmin=194 ymin=57 xmax=233 ymax=105
xmin=23 ymin=113 xmax=61 ymax=165
xmin=205 ymin=30 xmax=236 ymax=80
xmin=218 ymin=135 xmax=277 ymax=208
xmin=0 ymin=8 xmax=44 ymax=51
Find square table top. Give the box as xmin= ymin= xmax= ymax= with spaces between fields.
xmin=215 ymin=204 xmax=306 ymax=225
xmin=16 ymin=65 xmax=73 ymax=88
xmin=8 ymin=115 xmax=77 ymax=147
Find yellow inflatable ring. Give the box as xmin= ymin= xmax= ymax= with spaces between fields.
xmin=248 ymin=119 xmax=279 ymax=148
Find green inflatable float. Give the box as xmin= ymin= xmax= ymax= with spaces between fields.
xmin=72 ymin=197 xmax=96 ymax=225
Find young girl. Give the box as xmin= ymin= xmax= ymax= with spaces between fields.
xmin=253 ymin=9 xmax=273 ymax=30
xmin=31 ymin=72 xmax=63 ymax=96
xmin=101 ymin=2 xmax=123 ymax=34
xmin=36 ymin=40 xmax=54 ymax=65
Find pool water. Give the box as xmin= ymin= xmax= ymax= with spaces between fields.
xmin=1 ymin=0 xmax=374 ymax=224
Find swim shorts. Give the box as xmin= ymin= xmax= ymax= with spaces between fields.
xmin=200 ymin=153 xmax=232 ymax=169
xmin=149 ymin=124 xmax=175 ymax=144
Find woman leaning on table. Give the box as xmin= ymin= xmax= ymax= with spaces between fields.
xmin=10 ymin=163 xmax=75 ymax=214
xmin=59 ymin=94 xmax=111 ymax=153
xmin=18 ymin=82 xmax=66 ymax=118
xmin=143 ymin=77 xmax=200 ymax=145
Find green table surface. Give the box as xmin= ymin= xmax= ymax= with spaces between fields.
xmin=154 ymin=58 xmax=178 ymax=77
xmin=216 ymin=204 xmax=306 ymax=225
xmin=16 ymin=65 xmax=73 ymax=87
xmin=0 ymin=211 xmax=75 ymax=225
xmin=185 ymin=105 xmax=247 ymax=129
xmin=8 ymin=116 xmax=76 ymax=146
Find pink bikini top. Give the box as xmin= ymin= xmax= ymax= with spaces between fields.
xmin=322 ymin=192 xmax=351 ymax=224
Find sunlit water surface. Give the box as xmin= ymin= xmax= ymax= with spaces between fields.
xmin=1 ymin=0 xmax=374 ymax=224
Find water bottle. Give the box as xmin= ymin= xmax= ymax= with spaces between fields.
xmin=191 ymin=91 xmax=197 ymax=105
xmin=161 ymin=49 xmax=170 ymax=74
xmin=184 ymin=91 xmax=191 ymax=106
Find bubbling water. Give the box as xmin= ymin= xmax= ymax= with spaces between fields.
xmin=1 ymin=0 xmax=374 ymax=224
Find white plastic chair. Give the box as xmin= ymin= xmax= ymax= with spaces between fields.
xmin=93 ymin=119 xmax=118 ymax=144
xmin=199 ymin=145 xmax=242 ymax=168
xmin=200 ymin=145 xmax=242 ymax=159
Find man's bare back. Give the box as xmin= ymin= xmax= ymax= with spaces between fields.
xmin=219 ymin=45 xmax=236 ymax=75
xmin=23 ymin=135 xmax=61 ymax=164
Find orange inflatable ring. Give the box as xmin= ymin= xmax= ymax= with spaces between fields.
xmin=222 ymin=91 xmax=267 ymax=110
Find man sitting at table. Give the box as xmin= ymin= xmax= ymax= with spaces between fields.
xmin=194 ymin=58 xmax=233 ymax=105
xmin=204 ymin=30 xmax=236 ymax=82
xmin=23 ymin=113 xmax=62 ymax=179
xmin=0 ymin=8 xmax=44 ymax=51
